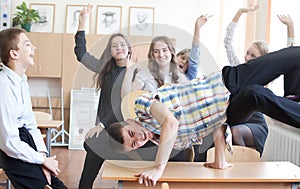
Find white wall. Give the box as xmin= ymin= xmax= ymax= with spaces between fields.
xmin=11 ymin=0 xmax=252 ymax=97
xmin=11 ymin=0 xmax=248 ymax=69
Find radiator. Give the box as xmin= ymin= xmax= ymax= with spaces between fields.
xmin=262 ymin=116 xmax=300 ymax=167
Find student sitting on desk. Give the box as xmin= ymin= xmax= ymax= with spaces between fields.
xmin=224 ymin=4 xmax=297 ymax=156
xmin=107 ymin=46 xmax=300 ymax=187
xmin=0 ymin=28 xmax=67 ymax=189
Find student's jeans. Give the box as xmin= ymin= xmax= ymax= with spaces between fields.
xmin=222 ymin=46 xmax=300 ymax=128
xmin=0 ymin=127 xmax=67 ymax=189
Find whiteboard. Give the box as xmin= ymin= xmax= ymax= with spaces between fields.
xmin=69 ymin=88 xmax=100 ymax=150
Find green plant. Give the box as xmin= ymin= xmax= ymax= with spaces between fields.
xmin=13 ymin=2 xmax=40 ymax=31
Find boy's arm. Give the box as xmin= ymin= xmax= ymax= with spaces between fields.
xmin=134 ymin=100 xmax=178 ymax=186
xmin=203 ymin=125 xmax=232 ymax=169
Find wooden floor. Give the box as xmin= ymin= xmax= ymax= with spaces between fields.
xmin=52 ymin=147 xmax=117 ymax=189
xmin=0 ymin=147 xmax=118 ymax=189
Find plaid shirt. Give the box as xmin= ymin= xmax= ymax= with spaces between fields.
xmin=134 ymin=72 xmax=230 ymax=150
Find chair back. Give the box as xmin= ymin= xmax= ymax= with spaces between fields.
xmin=206 ymin=145 xmax=261 ymax=162
xmin=161 ymin=182 xmax=169 ymax=189
xmin=121 ymin=90 xmax=147 ymax=120
xmin=33 ymin=111 xmax=52 ymax=121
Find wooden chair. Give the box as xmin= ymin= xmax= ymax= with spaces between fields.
xmin=33 ymin=111 xmax=52 ymax=121
xmin=206 ymin=145 xmax=261 ymax=162
xmin=121 ymin=90 xmax=195 ymax=162
xmin=121 ymin=90 xmax=147 ymax=120
xmin=161 ymin=182 xmax=169 ymax=189
xmin=33 ymin=111 xmax=53 ymax=152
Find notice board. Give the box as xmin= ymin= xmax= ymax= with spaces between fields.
xmin=69 ymin=89 xmax=99 ymax=149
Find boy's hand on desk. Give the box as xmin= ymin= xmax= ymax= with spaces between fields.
xmin=134 ymin=167 xmax=164 ymax=187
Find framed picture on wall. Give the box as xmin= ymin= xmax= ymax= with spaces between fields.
xmin=129 ymin=6 xmax=154 ymax=36
xmin=30 ymin=3 xmax=55 ymax=33
xmin=65 ymin=5 xmax=91 ymax=34
xmin=96 ymin=5 xmax=122 ymax=35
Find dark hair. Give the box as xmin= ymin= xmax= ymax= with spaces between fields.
xmin=94 ymin=33 xmax=132 ymax=91
xmin=107 ymin=122 xmax=128 ymax=153
xmin=147 ymin=36 xmax=179 ymax=87
xmin=0 ymin=27 xmax=26 ymax=65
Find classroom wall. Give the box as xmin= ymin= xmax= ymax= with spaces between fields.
xmin=10 ymin=0 xmax=272 ymax=96
xmin=11 ymin=0 xmax=256 ymax=69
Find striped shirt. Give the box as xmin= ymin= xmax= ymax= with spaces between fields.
xmin=134 ymin=72 xmax=230 ymax=150
xmin=224 ymin=22 xmax=242 ymax=66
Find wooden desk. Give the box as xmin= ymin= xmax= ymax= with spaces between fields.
xmin=102 ymin=160 xmax=300 ymax=189
xmin=37 ymin=120 xmax=63 ymax=156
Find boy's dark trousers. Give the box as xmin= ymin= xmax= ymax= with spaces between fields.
xmin=0 ymin=127 xmax=67 ymax=189
xmin=222 ymin=46 xmax=300 ymax=128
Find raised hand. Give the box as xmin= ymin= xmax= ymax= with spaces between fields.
xmin=78 ymin=4 xmax=93 ymax=31
xmin=277 ymin=14 xmax=293 ymax=27
xmin=232 ymin=4 xmax=259 ymax=23
xmin=195 ymin=14 xmax=213 ymax=28
xmin=127 ymin=50 xmax=139 ymax=70
xmin=239 ymin=4 xmax=259 ymax=14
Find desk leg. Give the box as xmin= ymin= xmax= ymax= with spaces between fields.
xmin=118 ymin=181 xmax=123 ymax=189
xmin=46 ymin=128 xmax=52 ymax=157
xmin=292 ymin=182 xmax=300 ymax=189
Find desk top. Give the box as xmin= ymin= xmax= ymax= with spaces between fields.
xmin=102 ymin=160 xmax=300 ymax=183
xmin=37 ymin=120 xmax=63 ymax=129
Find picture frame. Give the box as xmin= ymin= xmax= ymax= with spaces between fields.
xmin=30 ymin=3 xmax=55 ymax=33
xmin=129 ymin=6 xmax=154 ymax=36
xmin=65 ymin=5 xmax=91 ymax=34
xmin=96 ymin=5 xmax=122 ymax=35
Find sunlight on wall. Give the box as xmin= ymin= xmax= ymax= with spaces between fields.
xmin=267 ymin=0 xmax=299 ymax=96
xmin=269 ymin=0 xmax=299 ymax=51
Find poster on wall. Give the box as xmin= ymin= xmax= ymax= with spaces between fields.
xmin=129 ymin=6 xmax=154 ymax=36
xmin=30 ymin=3 xmax=55 ymax=33
xmin=0 ymin=0 xmax=11 ymax=31
xmin=96 ymin=5 xmax=122 ymax=35
xmin=65 ymin=5 xmax=91 ymax=34
xmin=69 ymin=89 xmax=99 ymax=149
